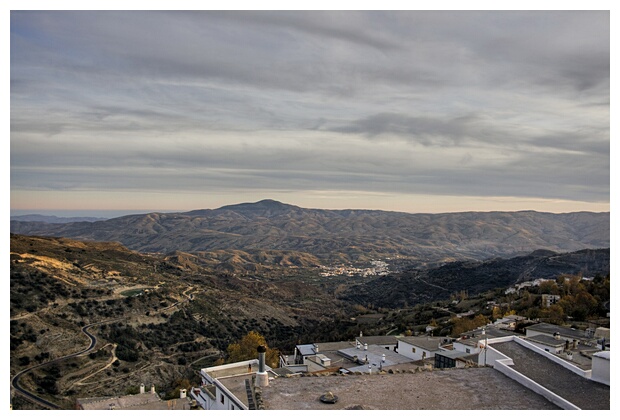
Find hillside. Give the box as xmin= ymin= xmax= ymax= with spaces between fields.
xmin=9 ymin=234 xmax=345 ymax=408
xmin=10 ymin=232 xmax=610 ymax=408
xmin=10 ymin=199 xmax=610 ymax=265
xmin=342 ymin=248 xmax=610 ymax=309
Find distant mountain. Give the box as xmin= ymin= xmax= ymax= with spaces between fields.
xmin=10 ymin=214 xmax=107 ymax=223
xmin=343 ymin=248 xmax=610 ymax=308
xmin=10 ymin=199 xmax=610 ymax=265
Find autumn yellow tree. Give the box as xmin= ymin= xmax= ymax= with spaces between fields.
xmin=539 ymin=280 xmax=560 ymax=295
xmin=450 ymin=314 xmax=489 ymax=336
xmin=226 ymin=331 xmax=279 ymax=368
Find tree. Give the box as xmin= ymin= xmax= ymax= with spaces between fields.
xmin=226 ymin=331 xmax=279 ymax=368
xmin=450 ymin=314 xmax=489 ymax=336
xmin=541 ymin=304 xmax=565 ymax=325
xmin=539 ymin=280 xmax=558 ymax=295
xmin=164 ymin=378 xmax=192 ymax=400
xmin=491 ymin=306 xmax=502 ymax=321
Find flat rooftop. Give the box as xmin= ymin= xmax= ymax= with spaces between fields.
xmin=398 ymin=336 xmax=445 ymax=351
xmin=338 ymin=344 xmax=416 ymax=373
xmin=260 ymin=368 xmax=560 ymax=410
xmin=77 ymin=393 xmax=192 ymax=410
xmin=490 ymin=340 xmax=609 ymax=409
xmin=218 ymin=372 xmax=255 ymax=408
xmin=525 ymin=323 xmax=590 ymax=340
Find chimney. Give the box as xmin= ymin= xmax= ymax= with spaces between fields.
xmin=151 ymin=384 xmax=156 ymax=394
xmin=255 ymin=345 xmax=269 ymax=387
xmin=140 ymin=383 xmax=145 ymax=394
xmin=180 ymin=389 xmax=187 ymax=399
xmin=364 ymin=343 xmax=368 ymax=351
xmin=382 ymin=354 xmax=386 ymax=362
xmin=314 ymin=344 xmax=319 ymax=353
xmin=572 ymin=339 xmax=577 ymax=350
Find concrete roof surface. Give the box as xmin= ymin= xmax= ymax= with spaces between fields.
xmin=398 ymin=336 xmax=445 ymax=351
xmin=525 ymin=323 xmax=590 ymax=340
xmin=260 ymin=368 xmax=559 ymax=410
xmin=490 ymin=340 xmax=609 ymax=409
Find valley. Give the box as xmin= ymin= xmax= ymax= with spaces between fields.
xmin=9 ymin=201 xmax=610 ymax=409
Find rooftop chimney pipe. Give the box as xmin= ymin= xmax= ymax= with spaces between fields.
xmin=255 ymin=345 xmax=269 ymax=387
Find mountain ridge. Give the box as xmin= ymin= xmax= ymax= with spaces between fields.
xmin=10 ymin=200 xmax=610 ymax=265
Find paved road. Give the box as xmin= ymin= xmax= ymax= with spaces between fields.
xmin=11 ymin=319 xmax=120 ymax=409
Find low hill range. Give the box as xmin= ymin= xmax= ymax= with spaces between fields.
xmin=10 ymin=199 xmax=609 ymax=265
xmin=11 ymin=214 xmax=107 ymax=224
xmin=343 ymin=248 xmax=610 ymax=309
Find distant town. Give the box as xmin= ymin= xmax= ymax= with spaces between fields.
xmin=319 ymin=260 xmax=391 ymax=277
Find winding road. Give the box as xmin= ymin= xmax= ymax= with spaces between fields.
xmin=11 ymin=319 xmax=120 ymax=409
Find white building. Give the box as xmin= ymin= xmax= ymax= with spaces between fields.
xmin=452 ymin=327 xmax=516 ymax=356
xmin=397 ymin=336 xmax=446 ymax=361
xmin=525 ymin=322 xmax=590 ymax=345
xmin=493 ymin=315 xmax=526 ymax=330
xmin=541 ymin=294 xmax=561 ymax=308
xmin=591 ymin=351 xmax=610 ymax=385
xmin=525 ymin=334 xmax=565 ymax=354
xmin=194 ymin=359 xmax=260 ymax=410
xmin=194 ymin=346 xmax=274 ymax=411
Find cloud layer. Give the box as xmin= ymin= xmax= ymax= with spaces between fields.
xmin=10 ymin=11 xmax=610 ymax=213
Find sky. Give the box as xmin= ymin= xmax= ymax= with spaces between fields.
xmin=8 ymin=5 xmax=612 ymax=216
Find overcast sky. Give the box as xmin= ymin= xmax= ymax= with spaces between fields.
xmin=9 ymin=9 xmax=611 ymax=216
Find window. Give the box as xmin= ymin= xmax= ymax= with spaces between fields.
xmin=465 ymin=348 xmax=471 ymax=354
xmin=220 ymin=393 xmax=224 ymax=404
xmin=412 ymin=347 xmax=416 ymax=353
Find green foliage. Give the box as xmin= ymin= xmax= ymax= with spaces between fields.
xmin=539 ymin=280 xmax=559 ymax=295
xmin=540 ymin=304 xmax=565 ymax=324
xmin=164 ymin=378 xmax=192 ymax=400
xmin=125 ymin=385 xmax=141 ymax=395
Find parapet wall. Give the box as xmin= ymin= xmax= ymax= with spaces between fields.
xmin=483 ymin=336 xmax=583 ymax=410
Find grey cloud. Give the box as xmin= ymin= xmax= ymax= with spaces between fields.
xmin=10 ymin=11 xmax=610 ymax=210
xmin=328 ymin=113 xmax=510 ymax=147
xmin=210 ymin=11 xmax=402 ymax=52
xmin=11 ymin=11 xmax=609 ymax=98
xmin=532 ymin=132 xmax=609 ymax=157
xmin=327 ymin=111 xmax=609 ymax=160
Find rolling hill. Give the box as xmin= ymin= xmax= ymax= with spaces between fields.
xmin=10 ymin=199 xmax=610 ymax=265
xmin=342 ymin=248 xmax=610 ymax=309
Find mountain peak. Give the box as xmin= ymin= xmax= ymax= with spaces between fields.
xmin=255 ymin=199 xmax=289 ymax=207
xmin=216 ymin=199 xmax=300 ymax=217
